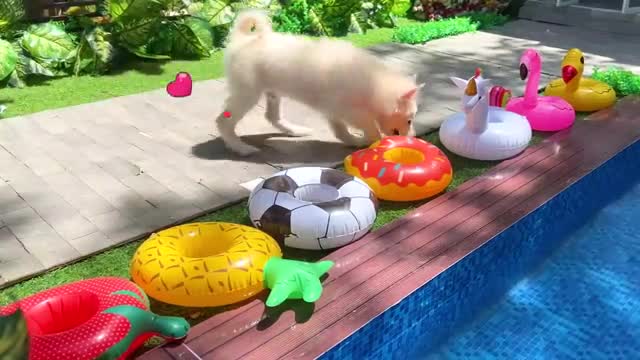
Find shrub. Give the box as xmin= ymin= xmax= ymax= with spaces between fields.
xmin=0 ymin=0 xmax=278 ymax=87
xmin=592 ymin=67 xmax=640 ymax=96
xmin=392 ymin=11 xmax=508 ymax=44
xmin=272 ymin=0 xmax=315 ymax=34
xmin=411 ymin=0 xmax=511 ymax=21
xmin=271 ymin=0 xmax=412 ymax=36
xmin=0 ymin=0 xmax=413 ymax=87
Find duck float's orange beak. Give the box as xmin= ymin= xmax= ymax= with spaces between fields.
xmin=562 ymin=65 xmax=578 ymax=83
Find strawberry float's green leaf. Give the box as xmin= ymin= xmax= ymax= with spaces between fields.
xmin=20 ymin=23 xmax=77 ymax=64
xmin=263 ymin=258 xmax=334 ymax=307
xmin=98 ymin=305 xmax=189 ymax=359
xmin=0 ymin=309 xmax=30 ymax=359
xmin=0 ymin=39 xmax=19 ymax=81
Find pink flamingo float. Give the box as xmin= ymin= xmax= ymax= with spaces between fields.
xmin=506 ymin=49 xmax=575 ymax=132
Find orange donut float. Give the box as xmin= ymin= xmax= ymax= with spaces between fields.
xmin=344 ymin=136 xmax=453 ymax=201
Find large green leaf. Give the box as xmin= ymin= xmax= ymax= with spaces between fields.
xmin=311 ymin=0 xmax=364 ymax=36
xmin=19 ymin=55 xmax=55 ymax=77
xmin=85 ymin=26 xmax=114 ymax=64
xmin=183 ymin=17 xmax=215 ymax=53
xmin=20 ymin=23 xmax=77 ymax=63
xmin=171 ymin=20 xmax=213 ymax=58
xmin=145 ymin=18 xmax=212 ymax=58
xmin=389 ymin=0 xmax=411 ymax=16
xmin=0 ymin=309 xmax=29 ymax=359
xmin=145 ymin=22 xmax=175 ymax=55
xmin=193 ymin=0 xmax=236 ymax=27
xmin=112 ymin=17 xmax=159 ymax=48
xmin=129 ymin=46 xmax=171 ymax=59
xmin=231 ymin=0 xmax=273 ymax=11
xmin=0 ymin=0 xmax=25 ymax=33
xmin=12 ymin=41 xmax=55 ymax=78
xmin=109 ymin=0 xmax=164 ymax=22
xmin=73 ymin=38 xmax=92 ymax=75
xmin=7 ymin=70 xmax=24 ymax=88
xmin=73 ymin=27 xmax=115 ymax=75
xmin=0 ymin=39 xmax=18 ymax=81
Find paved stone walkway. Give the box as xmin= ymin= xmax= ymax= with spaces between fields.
xmin=0 ymin=20 xmax=638 ymax=285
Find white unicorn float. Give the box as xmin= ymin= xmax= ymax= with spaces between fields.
xmin=439 ymin=69 xmax=532 ymax=161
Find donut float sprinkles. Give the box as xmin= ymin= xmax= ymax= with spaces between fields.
xmin=344 ymin=136 xmax=453 ymax=202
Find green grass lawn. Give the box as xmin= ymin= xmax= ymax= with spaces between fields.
xmin=0 ymin=21 xmax=413 ymax=119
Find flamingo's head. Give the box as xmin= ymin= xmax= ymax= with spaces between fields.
xmin=560 ymin=48 xmax=584 ymax=84
xmin=519 ymin=49 xmax=542 ymax=82
xmin=450 ymin=68 xmax=491 ymax=114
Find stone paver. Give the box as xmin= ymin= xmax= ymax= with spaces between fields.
xmin=0 ymin=19 xmax=637 ymax=285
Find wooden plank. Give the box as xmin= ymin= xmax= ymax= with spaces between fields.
xmin=281 ymin=157 xmax=588 ymax=359
xmin=181 ymin=137 xmax=580 ymax=355
xmin=175 ymin=136 xmax=574 ymax=346
xmin=282 ymin=111 xmax=640 ymax=359
xmin=143 ymin=96 xmax=640 ymax=360
xmin=202 ymin=144 xmax=585 ymax=359
xmin=135 ymin=347 xmax=175 ymax=360
xmin=154 ymin=148 xmax=539 ymax=355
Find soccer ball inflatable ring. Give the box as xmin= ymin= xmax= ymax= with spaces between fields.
xmin=248 ymin=167 xmax=378 ymax=250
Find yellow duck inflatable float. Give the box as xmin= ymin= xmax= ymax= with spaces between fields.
xmin=544 ymin=48 xmax=616 ymax=112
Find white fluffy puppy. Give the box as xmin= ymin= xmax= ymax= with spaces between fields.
xmin=217 ymin=9 xmax=425 ymax=156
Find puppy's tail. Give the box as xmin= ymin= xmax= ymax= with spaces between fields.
xmin=228 ymin=9 xmax=273 ymax=44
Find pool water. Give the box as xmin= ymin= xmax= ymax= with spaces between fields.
xmin=416 ymin=181 xmax=640 ymax=360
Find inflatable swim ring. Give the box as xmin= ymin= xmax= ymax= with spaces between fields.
xmin=344 ymin=136 xmax=453 ymax=201
xmin=249 ymin=167 xmax=378 ymax=250
xmin=130 ymin=222 xmax=334 ymax=308
xmin=506 ymin=48 xmax=575 ymax=132
xmin=543 ymin=48 xmax=616 ymax=112
xmin=0 ymin=277 xmax=189 ymax=360
xmin=441 ymin=70 xmax=532 ymax=161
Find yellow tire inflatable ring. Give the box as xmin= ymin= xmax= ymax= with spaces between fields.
xmin=130 ymin=222 xmax=334 ymax=308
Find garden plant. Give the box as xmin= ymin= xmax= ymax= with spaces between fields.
xmin=0 ymin=0 xmax=414 ymax=88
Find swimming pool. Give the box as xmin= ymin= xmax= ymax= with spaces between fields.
xmin=416 ymin=179 xmax=640 ymax=359
xmin=322 ymin=138 xmax=640 ymax=360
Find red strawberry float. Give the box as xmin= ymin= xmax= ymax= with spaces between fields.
xmin=0 ymin=277 xmax=189 ymax=360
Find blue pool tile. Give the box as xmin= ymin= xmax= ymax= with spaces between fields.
xmin=321 ymin=140 xmax=640 ymax=360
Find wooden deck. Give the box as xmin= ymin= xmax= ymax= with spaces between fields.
xmin=139 ymin=97 xmax=640 ymax=360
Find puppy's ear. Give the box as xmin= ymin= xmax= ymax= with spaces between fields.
xmin=400 ymin=86 xmax=421 ymax=101
xmin=450 ymin=76 xmax=468 ymax=90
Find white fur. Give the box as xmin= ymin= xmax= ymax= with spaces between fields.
xmin=216 ymin=9 xmax=425 ymax=156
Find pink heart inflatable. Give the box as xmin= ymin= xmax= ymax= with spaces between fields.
xmin=166 ymin=72 xmax=192 ymax=97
